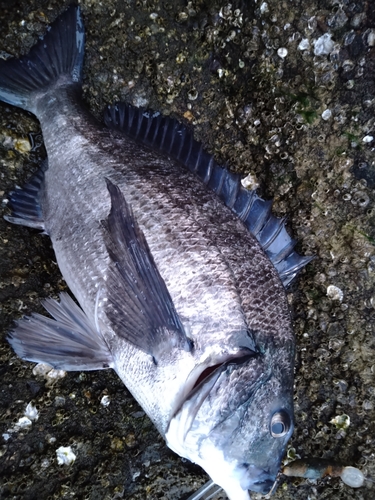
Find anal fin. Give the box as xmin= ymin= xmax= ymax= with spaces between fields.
xmin=7 ymin=293 xmax=113 ymax=371
xmin=4 ymin=160 xmax=47 ymax=231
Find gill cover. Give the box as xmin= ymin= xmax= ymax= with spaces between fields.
xmin=166 ymin=355 xmax=294 ymax=499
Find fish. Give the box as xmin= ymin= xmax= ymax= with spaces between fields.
xmin=0 ymin=5 xmax=312 ymax=499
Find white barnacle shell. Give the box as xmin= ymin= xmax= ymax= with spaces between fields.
xmin=24 ymin=402 xmax=39 ymax=421
xmin=56 ymin=446 xmax=76 ymax=465
xmin=314 ymin=33 xmax=334 ymax=55
xmin=326 ymin=285 xmax=344 ymax=302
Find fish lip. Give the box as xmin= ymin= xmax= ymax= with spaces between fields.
xmin=188 ymin=350 xmax=256 ymax=401
xmin=172 ymin=351 xmax=256 ymax=439
xmin=249 ymin=478 xmax=275 ymax=494
xmin=240 ymin=464 xmax=279 ymax=495
xmin=191 ymin=349 xmax=257 ymax=393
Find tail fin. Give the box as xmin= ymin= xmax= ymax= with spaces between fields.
xmin=0 ymin=5 xmax=84 ymax=113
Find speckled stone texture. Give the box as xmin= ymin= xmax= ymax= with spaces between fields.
xmin=0 ymin=1 xmax=374 ymax=499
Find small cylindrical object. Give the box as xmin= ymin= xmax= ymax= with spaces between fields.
xmin=282 ymin=459 xmax=365 ymax=488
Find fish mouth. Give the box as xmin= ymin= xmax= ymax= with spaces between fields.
xmin=191 ymin=350 xmax=256 ymax=392
xmin=239 ymin=465 xmax=278 ymax=495
xmin=244 ymin=472 xmax=275 ymax=495
xmin=173 ymin=349 xmax=256 ymax=439
xmin=250 ymin=478 xmax=275 ymax=494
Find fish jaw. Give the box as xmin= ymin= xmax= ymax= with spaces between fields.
xmin=166 ymin=429 xmax=253 ymax=500
xmin=165 ymin=350 xmax=294 ymax=497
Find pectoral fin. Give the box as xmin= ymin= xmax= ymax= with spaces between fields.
xmin=103 ymin=179 xmax=193 ymax=363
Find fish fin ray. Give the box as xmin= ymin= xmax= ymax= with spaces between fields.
xmin=0 ymin=5 xmax=84 ymax=112
xmin=4 ymin=160 xmax=47 ymax=231
xmin=104 ymin=103 xmax=313 ymax=287
xmin=7 ymin=293 xmax=113 ymax=371
xmin=276 ymin=253 xmax=315 ymax=286
xmin=103 ymin=179 xmax=192 ymax=360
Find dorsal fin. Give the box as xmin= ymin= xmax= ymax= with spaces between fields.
xmin=104 ymin=103 xmax=314 ymax=287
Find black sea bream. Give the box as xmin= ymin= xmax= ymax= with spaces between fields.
xmin=0 ymin=6 xmax=312 ymax=499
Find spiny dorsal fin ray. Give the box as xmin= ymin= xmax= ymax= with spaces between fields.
xmin=7 ymin=293 xmax=113 ymax=371
xmin=104 ymin=103 xmax=313 ymax=286
xmin=102 ymin=179 xmax=193 ymax=363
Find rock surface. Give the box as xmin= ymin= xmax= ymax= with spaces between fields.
xmin=1 ymin=1 xmax=374 ymax=499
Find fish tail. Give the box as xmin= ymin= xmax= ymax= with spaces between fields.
xmin=0 ymin=5 xmax=84 ymax=113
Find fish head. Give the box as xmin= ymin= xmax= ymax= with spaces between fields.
xmin=166 ymin=349 xmax=294 ymax=499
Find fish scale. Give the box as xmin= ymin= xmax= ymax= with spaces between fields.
xmin=0 ymin=5 xmax=311 ymax=499
xmin=37 ymin=89 xmax=264 ymax=428
xmin=109 ymin=148 xmax=263 ymax=344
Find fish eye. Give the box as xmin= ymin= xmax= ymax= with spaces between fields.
xmin=270 ymin=410 xmax=290 ymax=438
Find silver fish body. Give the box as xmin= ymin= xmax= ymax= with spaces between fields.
xmin=0 ymin=6 xmax=309 ymax=499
